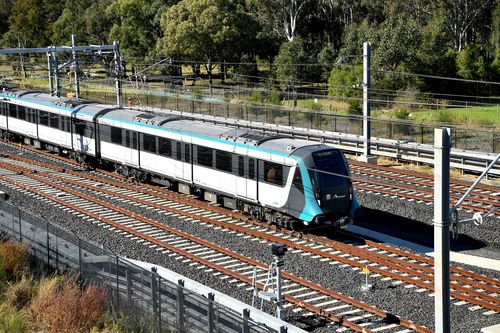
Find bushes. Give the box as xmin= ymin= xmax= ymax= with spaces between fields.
xmin=0 ymin=241 xmax=29 ymax=281
xmin=0 ymin=240 xmax=110 ymax=333
xmin=0 ymin=304 xmax=26 ymax=333
xmin=29 ymin=276 xmax=107 ymax=333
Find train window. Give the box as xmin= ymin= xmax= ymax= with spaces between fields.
xmin=238 ymin=156 xmax=245 ymax=177
xmin=142 ymin=133 xmax=156 ymax=153
xmin=111 ymin=127 xmax=122 ymax=145
xmin=262 ymin=161 xmax=287 ymax=186
xmin=184 ymin=144 xmax=190 ymax=163
xmin=65 ymin=117 xmax=71 ymax=132
xmin=292 ymin=168 xmax=304 ymax=193
xmin=39 ymin=111 xmax=49 ymax=126
xmin=0 ymin=103 xmax=5 ymax=115
xmin=176 ymin=142 xmax=182 ymax=161
xmin=197 ymin=146 xmax=213 ymax=167
xmin=8 ymin=104 xmax=16 ymax=118
xmin=215 ymin=150 xmax=232 ymax=172
xmin=28 ymin=109 xmax=36 ymax=123
xmin=312 ymin=150 xmax=347 ymax=186
xmin=74 ymin=120 xmax=85 ymax=135
xmin=49 ymin=114 xmax=59 ymax=128
xmin=132 ymin=132 xmax=137 ymax=149
xmin=125 ymin=131 xmax=130 ymax=147
xmin=159 ymin=138 xmax=171 ymax=157
xmin=17 ymin=106 xmax=26 ymax=120
xmin=248 ymin=158 xmax=255 ymax=180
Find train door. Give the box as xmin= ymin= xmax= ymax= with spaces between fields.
xmin=124 ymin=130 xmax=139 ymax=166
xmin=182 ymin=142 xmax=192 ymax=181
xmin=236 ymin=155 xmax=246 ymax=197
xmin=175 ymin=141 xmax=191 ymax=181
xmin=246 ymin=157 xmax=257 ymax=200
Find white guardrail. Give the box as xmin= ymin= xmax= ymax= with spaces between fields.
xmin=145 ymin=106 xmax=500 ymax=177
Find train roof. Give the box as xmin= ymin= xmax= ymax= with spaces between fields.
xmin=75 ymin=103 xmax=118 ymax=121
xmin=2 ymin=87 xmax=322 ymax=156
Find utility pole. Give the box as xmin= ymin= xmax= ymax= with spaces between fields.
xmin=71 ymin=34 xmax=80 ymax=98
xmin=47 ymin=51 xmax=54 ymax=95
xmin=434 ymin=128 xmax=451 ymax=333
xmin=114 ymin=41 xmax=123 ymax=108
xmin=358 ymin=41 xmax=377 ymax=164
xmin=53 ymin=47 xmax=60 ymax=97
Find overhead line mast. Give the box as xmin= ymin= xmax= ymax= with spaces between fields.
xmin=0 ymin=36 xmax=123 ymax=107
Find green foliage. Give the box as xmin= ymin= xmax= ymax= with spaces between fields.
xmin=107 ymin=0 xmax=169 ymax=60
xmin=274 ymin=38 xmax=308 ymax=89
xmin=266 ymin=90 xmax=281 ymax=105
xmin=346 ymin=99 xmax=362 ymax=115
xmin=0 ymin=304 xmax=26 ymax=333
xmin=249 ymin=90 xmax=262 ymax=103
xmin=317 ymin=43 xmax=336 ymax=80
xmin=433 ymin=109 xmax=454 ymax=123
xmin=328 ymin=65 xmax=362 ymax=98
xmin=393 ymin=107 xmax=409 ymax=120
xmin=457 ymin=44 xmax=490 ymax=80
xmin=157 ymin=0 xmax=256 ymax=62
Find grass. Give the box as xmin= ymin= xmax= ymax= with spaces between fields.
xmin=0 ymin=240 xmax=125 ymax=333
xmin=410 ymin=105 xmax=500 ymax=126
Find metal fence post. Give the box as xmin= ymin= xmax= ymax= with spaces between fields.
xmin=151 ymin=268 xmax=158 ymax=315
xmin=46 ymin=221 xmax=50 ymax=269
xmin=207 ymin=292 xmax=215 ymax=333
xmin=115 ymin=255 xmax=120 ymax=311
xmin=177 ymin=279 xmax=185 ymax=333
xmin=242 ymin=308 xmax=250 ymax=333
xmin=18 ymin=208 xmax=21 ymax=242
xmin=77 ymin=237 xmax=82 ymax=278
xmin=126 ymin=267 xmax=132 ymax=302
xmin=158 ymin=275 xmax=162 ymax=333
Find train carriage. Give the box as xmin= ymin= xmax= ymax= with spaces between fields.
xmin=0 ymin=86 xmax=360 ymax=228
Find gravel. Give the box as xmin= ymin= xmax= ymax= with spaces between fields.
xmin=0 ymin=142 xmax=498 ymax=332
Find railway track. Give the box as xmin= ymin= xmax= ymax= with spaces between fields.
xmin=0 ymin=156 xmax=432 ymax=333
xmin=349 ymin=161 xmax=499 ymax=217
xmin=0 ymin=151 xmax=498 ymax=331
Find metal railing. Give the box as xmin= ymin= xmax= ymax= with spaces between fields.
xmin=9 ymin=81 xmax=500 ymax=175
xmin=0 ymin=199 xmax=291 ymax=333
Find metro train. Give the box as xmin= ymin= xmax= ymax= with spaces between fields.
xmin=0 ymin=87 xmax=360 ymax=229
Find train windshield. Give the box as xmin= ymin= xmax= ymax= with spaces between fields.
xmin=310 ymin=150 xmax=348 ymax=187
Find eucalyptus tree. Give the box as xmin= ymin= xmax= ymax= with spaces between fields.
xmin=107 ymin=0 xmax=176 ymax=60
xmin=157 ymin=0 xmax=256 ymax=85
xmin=246 ymin=0 xmax=309 ymax=42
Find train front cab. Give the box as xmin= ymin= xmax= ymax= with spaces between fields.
xmin=290 ymin=146 xmax=359 ymax=227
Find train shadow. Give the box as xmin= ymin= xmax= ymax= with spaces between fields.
xmin=351 ymin=208 xmax=487 ymax=252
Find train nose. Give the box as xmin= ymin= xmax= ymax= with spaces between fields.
xmin=320 ymin=189 xmax=351 ymax=214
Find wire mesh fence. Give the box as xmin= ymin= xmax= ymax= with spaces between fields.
xmin=7 ymin=81 xmax=499 ymax=153
xmin=0 ymin=199 xmax=278 ymax=333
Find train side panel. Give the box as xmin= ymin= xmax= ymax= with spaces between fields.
xmin=0 ymin=102 xmax=7 ymax=129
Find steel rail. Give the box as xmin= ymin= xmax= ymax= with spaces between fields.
xmin=353 ymin=179 xmax=498 ymax=215
xmin=1 ymin=158 xmax=498 ymax=313
xmin=3 ymin=147 xmax=499 ymax=289
xmin=349 ymin=160 xmax=500 ymax=193
xmin=0 ymin=165 xmax=435 ymax=333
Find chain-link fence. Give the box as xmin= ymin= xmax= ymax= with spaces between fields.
xmin=0 ymin=199 xmax=281 ymax=333
xmin=9 ymin=81 xmax=499 ymax=153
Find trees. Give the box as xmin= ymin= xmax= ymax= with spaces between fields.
xmin=246 ymin=0 xmax=309 ymax=42
xmin=157 ymin=0 xmax=256 ymax=84
xmin=274 ymin=38 xmax=308 ymax=90
xmin=107 ymin=0 xmax=174 ymax=60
